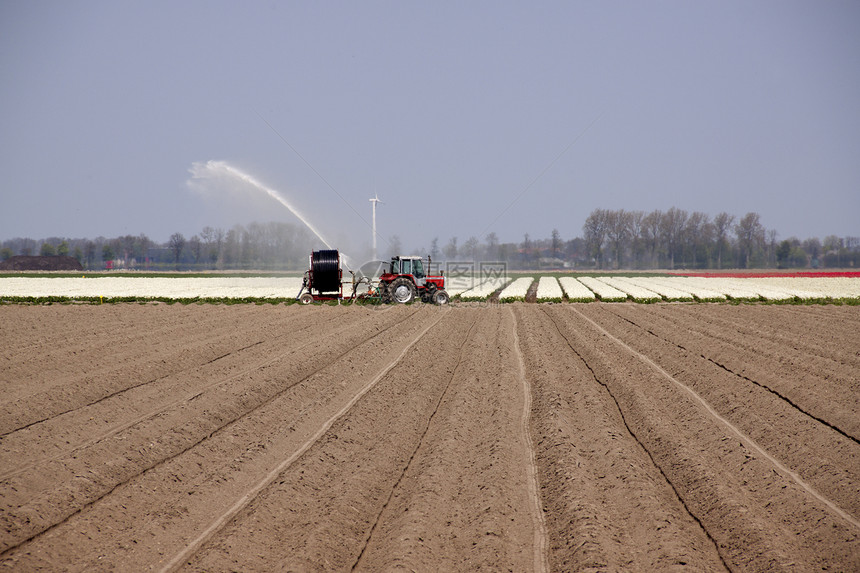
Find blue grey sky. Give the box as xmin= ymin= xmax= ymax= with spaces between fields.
xmin=2 ymin=1 xmax=858 ymax=254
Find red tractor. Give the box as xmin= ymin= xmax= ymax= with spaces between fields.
xmin=379 ymin=255 xmax=449 ymax=305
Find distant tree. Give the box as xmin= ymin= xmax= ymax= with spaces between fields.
xmin=135 ymin=234 xmax=152 ymax=267
xmin=73 ymin=246 xmax=83 ymax=263
xmin=463 ymin=236 xmax=480 ymax=261
xmin=659 ymin=207 xmax=687 ymax=269
xmin=802 ymin=237 xmax=821 ymax=266
xmin=713 ymin=212 xmax=735 ymax=269
xmin=102 ymin=244 xmax=114 ymax=263
xmin=789 ymin=245 xmax=809 ymax=268
xmin=485 ymin=232 xmax=499 ymax=260
xmin=40 ymin=242 xmax=56 ymax=256
xmin=583 ymin=208 xmax=608 ymax=268
xmin=605 ymin=210 xmax=632 ymax=269
xmin=119 ymin=235 xmax=136 ymax=262
xmin=699 ymin=218 xmax=716 ymax=268
xmin=521 ymin=233 xmax=534 ymax=268
xmin=200 ymin=226 xmax=216 ymax=265
xmin=683 ymin=211 xmax=709 ymax=268
xmin=240 ymin=226 xmax=258 ymax=268
xmin=57 ymin=241 xmax=70 ymax=257
xmin=641 ymin=210 xmax=662 ymax=268
xmin=823 ymin=235 xmax=844 ymax=267
xmin=766 ymin=229 xmax=779 ymax=267
xmin=627 ymin=211 xmax=646 ymax=268
xmin=564 ymin=237 xmax=587 ymax=265
xmin=735 ymin=212 xmax=765 ymax=268
xmin=551 ymin=228 xmax=562 ymax=259
xmin=429 ymin=237 xmax=440 ymax=260
xmin=1 ymin=247 xmax=13 ymax=261
xmin=443 ymin=236 xmax=458 ymax=260
xmin=169 ymin=233 xmax=186 ymax=267
xmin=189 ymin=235 xmax=202 ymax=265
xmin=497 ymin=242 xmax=512 ymax=264
xmin=776 ymin=240 xmax=792 ymax=268
xmin=199 ymin=226 xmax=224 ymax=267
xmin=85 ymin=241 xmax=96 ymax=269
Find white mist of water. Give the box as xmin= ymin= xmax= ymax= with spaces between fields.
xmin=188 ymin=160 xmax=334 ymax=250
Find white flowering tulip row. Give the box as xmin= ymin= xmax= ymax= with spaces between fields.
xmin=0 ymin=277 xmax=305 ymax=299
xmin=558 ymin=277 xmax=596 ymax=301
xmin=445 ymin=275 xmax=509 ymax=296
xmin=679 ymin=277 xmax=794 ymax=301
xmin=595 ymin=277 xmax=662 ymax=303
xmin=576 ymin=277 xmax=627 ymax=302
xmin=457 ymin=277 xmax=513 ymax=300
xmin=498 ymin=277 xmax=534 ymax=302
xmin=616 ymin=277 xmax=696 ymax=301
xmin=598 ymin=276 xmax=860 ymax=301
xmin=744 ymin=277 xmax=859 ymax=300
xmin=660 ymin=277 xmax=732 ymax=300
xmin=535 ymin=276 xmax=564 ymax=301
xmin=2 ymin=275 xmax=857 ymax=302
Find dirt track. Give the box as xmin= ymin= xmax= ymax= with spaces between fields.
xmin=1 ymin=303 xmax=858 ymax=571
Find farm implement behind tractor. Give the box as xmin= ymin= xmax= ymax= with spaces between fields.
xmin=296 ymin=249 xmax=449 ymax=305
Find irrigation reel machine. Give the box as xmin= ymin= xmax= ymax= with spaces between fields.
xmin=296 ymin=249 xmax=450 ymax=305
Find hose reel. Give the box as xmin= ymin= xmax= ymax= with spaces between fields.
xmin=310 ymin=249 xmax=341 ymax=294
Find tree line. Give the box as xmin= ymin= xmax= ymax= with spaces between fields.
xmin=2 ymin=208 xmax=858 ymax=270
xmin=578 ymin=208 xmax=858 ymax=270
xmin=0 ymin=221 xmax=319 ymax=271
xmin=414 ymin=207 xmax=857 ymax=270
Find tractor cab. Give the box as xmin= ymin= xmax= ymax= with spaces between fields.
xmin=390 ymin=256 xmax=426 ymax=287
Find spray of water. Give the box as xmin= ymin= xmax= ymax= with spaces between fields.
xmin=188 ymin=160 xmax=335 ymax=248
xmin=188 ymin=160 xmax=359 ymax=271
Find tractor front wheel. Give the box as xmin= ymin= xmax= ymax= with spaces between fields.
xmin=389 ymin=277 xmax=417 ymax=304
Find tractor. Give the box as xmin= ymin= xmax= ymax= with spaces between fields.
xmin=296 ymin=250 xmax=449 ymax=305
xmin=379 ymin=255 xmax=449 ymax=304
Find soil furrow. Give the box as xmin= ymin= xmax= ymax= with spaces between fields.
xmin=348 ymin=307 xmax=543 ymax=572
xmin=667 ymin=304 xmax=860 ymax=371
xmin=0 ymin=307 xmax=346 ymax=434
xmin=0 ymin=309 xmax=383 ymax=479
xmin=178 ymin=309 xmax=471 ymax=572
xmin=162 ymin=310 xmax=450 ymax=573
xmin=562 ymin=305 xmax=859 ymax=570
xmin=608 ymin=307 xmax=860 ymax=445
xmin=510 ymin=307 xmax=549 ymax=573
xmin=0 ymin=304 xmax=272 ymax=402
xmin=350 ymin=313 xmax=479 ymax=571
xmin=607 ymin=304 xmax=860 ymax=439
xmin=576 ymin=305 xmax=860 ymax=525
xmin=526 ymin=305 xmax=727 ymax=571
xmin=0 ymin=307 xmax=423 ymax=554
xmin=0 ymin=339 xmax=265 ymax=439
xmin=0 ymin=303 xmax=856 ymax=571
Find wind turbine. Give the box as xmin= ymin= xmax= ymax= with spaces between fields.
xmin=369 ymin=194 xmax=383 ymax=261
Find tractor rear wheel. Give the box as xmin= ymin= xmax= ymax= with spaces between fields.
xmin=390 ymin=277 xmax=417 ymax=304
xmin=433 ymin=289 xmax=450 ymax=305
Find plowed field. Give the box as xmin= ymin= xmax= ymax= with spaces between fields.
xmin=1 ymin=303 xmax=858 ymax=571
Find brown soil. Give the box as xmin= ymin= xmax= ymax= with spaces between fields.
xmin=1 ymin=303 xmax=858 ymax=571
xmin=525 ymin=279 xmax=539 ymax=303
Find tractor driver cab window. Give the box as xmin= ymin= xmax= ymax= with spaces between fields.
xmin=401 ymin=259 xmax=412 ymax=275
xmin=413 ymin=259 xmax=425 ymax=278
